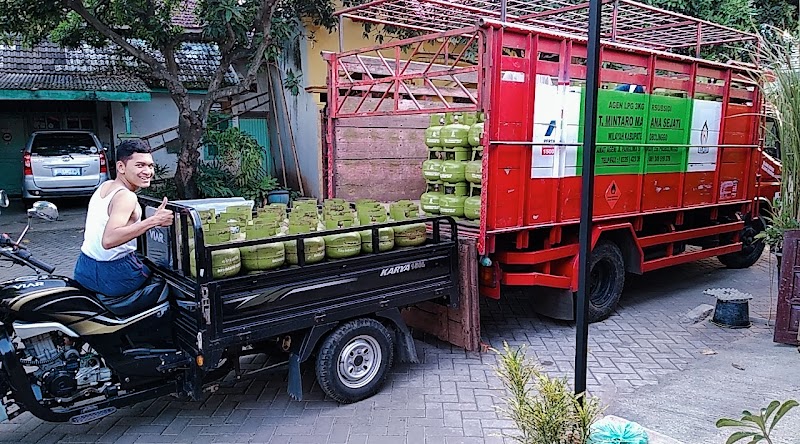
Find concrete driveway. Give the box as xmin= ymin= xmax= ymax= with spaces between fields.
xmin=0 ymin=200 xmax=796 ymax=444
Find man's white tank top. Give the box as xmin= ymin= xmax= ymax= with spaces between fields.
xmin=81 ymin=183 xmax=139 ymax=261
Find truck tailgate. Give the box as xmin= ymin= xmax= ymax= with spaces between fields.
xmin=206 ymin=240 xmax=457 ymax=348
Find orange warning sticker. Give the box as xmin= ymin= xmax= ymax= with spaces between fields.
xmin=605 ymin=181 xmax=620 ymax=209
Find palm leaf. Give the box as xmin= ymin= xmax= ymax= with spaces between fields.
xmin=725 ymin=431 xmax=757 ymax=444
xmin=768 ymin=400 xmax=799 ymax=433
xmin=717 ymin=418 xmax=751 ymax=428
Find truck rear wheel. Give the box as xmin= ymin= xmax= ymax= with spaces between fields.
xmin=585 ymin=241 xmax=626 ymax=323
xmin=718 ymin=219 xmax=765 ymax=269
xmin=315 ymin=318 xmax=394 ymax=403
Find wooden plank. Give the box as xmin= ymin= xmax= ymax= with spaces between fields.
xmin=335 ymin=160 xmax=427 ymax=201
xmin=402 ymin=237 xmax=481 ymax=351
xmin=334 ymin=114 xmax=429 ymax=129
xmin=335 ymin=127 xmax=428 ymax=160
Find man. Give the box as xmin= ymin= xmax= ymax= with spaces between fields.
xmin=74 ymin=139 xmax=173 ymax=298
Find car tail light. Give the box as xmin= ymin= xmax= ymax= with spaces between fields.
xmin=23 ymin=153 xmax=32 ymax=176
xmin=99 ymin=151 xmax=107 ymax=174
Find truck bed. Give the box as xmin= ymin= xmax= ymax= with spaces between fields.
xmin=136 ymin=197 xmax=460 ymax=358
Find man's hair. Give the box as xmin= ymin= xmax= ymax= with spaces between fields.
xmin=116 ymin=139 xmax=151 ymax=164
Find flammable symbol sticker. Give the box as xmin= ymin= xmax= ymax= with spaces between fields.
xmin=605 ymin=181 xmax=620 ymax=209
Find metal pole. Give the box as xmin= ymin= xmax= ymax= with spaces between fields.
xmin=575 ymin=0 xmax=602 ymax=398
xmin=501 ymin=0 xmax=507 ymax=22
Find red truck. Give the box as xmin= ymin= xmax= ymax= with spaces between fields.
xmin=324 ymin=0 xmax=774 ymax=325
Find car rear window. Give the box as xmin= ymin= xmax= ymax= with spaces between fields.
xmin=31 ymin=134 xmax=98 ymax=156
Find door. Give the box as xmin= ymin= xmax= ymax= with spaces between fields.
xmin=775 ymin=229 xmax=800 ymax=345
xmin=0 ymin=116 xmax=26 ymax=195
xmin=238 ymin=118 xmax=273 ymax=176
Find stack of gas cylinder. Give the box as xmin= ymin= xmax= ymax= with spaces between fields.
xmin=421 ymin=111 xmax=484 ymax=220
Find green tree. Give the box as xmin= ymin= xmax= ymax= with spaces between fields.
xmin=643 ymin=0 xmax=798 ymax=34
xmin=0 ymin=0 xmax=336 ymax=198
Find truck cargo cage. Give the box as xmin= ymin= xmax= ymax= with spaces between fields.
xmin=335 ymin=0 xmax=758 ymax=55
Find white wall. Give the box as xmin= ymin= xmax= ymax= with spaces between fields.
xmin=267 ymin=28 xmax=325 ymax=198
xmin=109 ymin=93 xmax=205 ymax=175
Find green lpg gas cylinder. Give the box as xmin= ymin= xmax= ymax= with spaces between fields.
xmin=284 ymin=237 xmax=326 ymax=264
xmin=390 ymin=200 xmax=420 ymax=221
xmin=283 ymin=222 xmax=325 ymax=265
xmin=422 ymin=158 xmax=444 ymax=181
xmin=322 ymin=217 xmax=361 ymax=259
xmin=465 ymin=159 xmax=482 ymax=184
xmin=439 ymin=160 xmax=466 ymax=183
xmin=468 ymin=113 xmax=485 ymax=147
xmin=393 ymin=223 xmax=427 ymax=247
xmin=463 ymin=196 xmax=481 ymax=220
xmin=425 ymin=113 xmax=446 ymax=148
xmin=239 ymin=225 xmax=285 ymax=272
xmin=190 ymin=248 xmax=241 ymax=279
xmin=439 ymin=184 xmax=467 ymax=217
xmin=440 ymin=113 xmax=472 ymax=148
xmin=359 ymin=227 xmax=395 ymax=253
xmin=420 ymin=182 xmax=444 ymax=215
xmin=439 ymin=194 xmax=467 ymax=217
xmin=443 ymin=182 xmax=468 ymax=196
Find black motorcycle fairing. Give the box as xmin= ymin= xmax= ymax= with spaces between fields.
xmin=0 ymin=274 xmax=179 ymax=380
xmin=0 ymin=276 xmax=106 ymax=325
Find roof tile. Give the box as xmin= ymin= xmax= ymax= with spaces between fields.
xmin=0 ymin=38 xmax=238 ymax=92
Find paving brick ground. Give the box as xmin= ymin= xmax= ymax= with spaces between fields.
xmin=0 ymin=202 xmax=786 ymax=443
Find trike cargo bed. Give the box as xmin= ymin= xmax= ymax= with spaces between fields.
xmin=137 ymin=197 xmax=460 ymax=358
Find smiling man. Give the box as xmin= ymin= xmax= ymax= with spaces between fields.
xmin=73 ymin=139 xmax=174 ymax=298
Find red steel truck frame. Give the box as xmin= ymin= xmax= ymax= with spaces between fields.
xmin=324 ymin=0 xmax=772 ymax=323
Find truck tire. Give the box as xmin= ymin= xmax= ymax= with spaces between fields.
xmin=585 ymin=240 xmax=626 ymax=323
xmin=315 ymin=318 xmax=394 ymax=404
xmin=718 ymin=220 xmax=765 ymax=269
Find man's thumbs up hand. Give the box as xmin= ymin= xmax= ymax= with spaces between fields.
xmin=153 ymin=197 xmax=173 ymax=227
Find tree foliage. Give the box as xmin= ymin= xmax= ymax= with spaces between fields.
xmin=644 ymin=0 xmax=798 ymax=32
xmin=0 ymin=0 xmax=336 ymax=198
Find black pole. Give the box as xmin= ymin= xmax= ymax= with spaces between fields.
xmin=575 ymin=0 xmax=603 ymax=397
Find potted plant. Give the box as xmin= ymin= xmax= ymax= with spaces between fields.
xmin=753 ymin=28 xmax=800 ymax=278
xmin=267 ymin=186 xmax=291 ymax=205
xmin=758 ymin=203 xmax=800 ymax=277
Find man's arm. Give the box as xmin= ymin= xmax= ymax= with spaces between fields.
xmin=101 ymin=192 xmax=166 ymax=249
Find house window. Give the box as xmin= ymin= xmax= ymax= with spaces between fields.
xmin=32 ymin=115 xmax=61 ymax=130
xmin=66 ymin=116 xmax=95 ymax=130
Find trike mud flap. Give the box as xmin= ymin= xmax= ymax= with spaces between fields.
xmin=532 ymin=287 xmax=575 ymax=321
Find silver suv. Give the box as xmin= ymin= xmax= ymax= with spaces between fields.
xmin=22 ymin=131 xmax=109 ymax=204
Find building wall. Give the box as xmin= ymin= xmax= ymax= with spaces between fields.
xmin=266 ymin=19 xmax=389 ymax=199
xmin=109 ymin=93 xmax=205 ymax=175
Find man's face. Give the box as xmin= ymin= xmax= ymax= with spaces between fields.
xmin=117 ymin=152 xmax=155 ymax=189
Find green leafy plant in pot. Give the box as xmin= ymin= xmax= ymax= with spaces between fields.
xmin=752 ymin=28 xmax=800 ymax=276
xmin=203 ymin=127 xmax=285 ymax=206
xmin=494 ymin=342 xmax=604 ymax=444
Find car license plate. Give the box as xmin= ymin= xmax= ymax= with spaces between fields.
xmin=53 ymin=168 xmax=81 ymax=177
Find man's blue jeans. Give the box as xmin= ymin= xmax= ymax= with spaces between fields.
xmin=74 ymin=252 xmax=151 ymax=298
